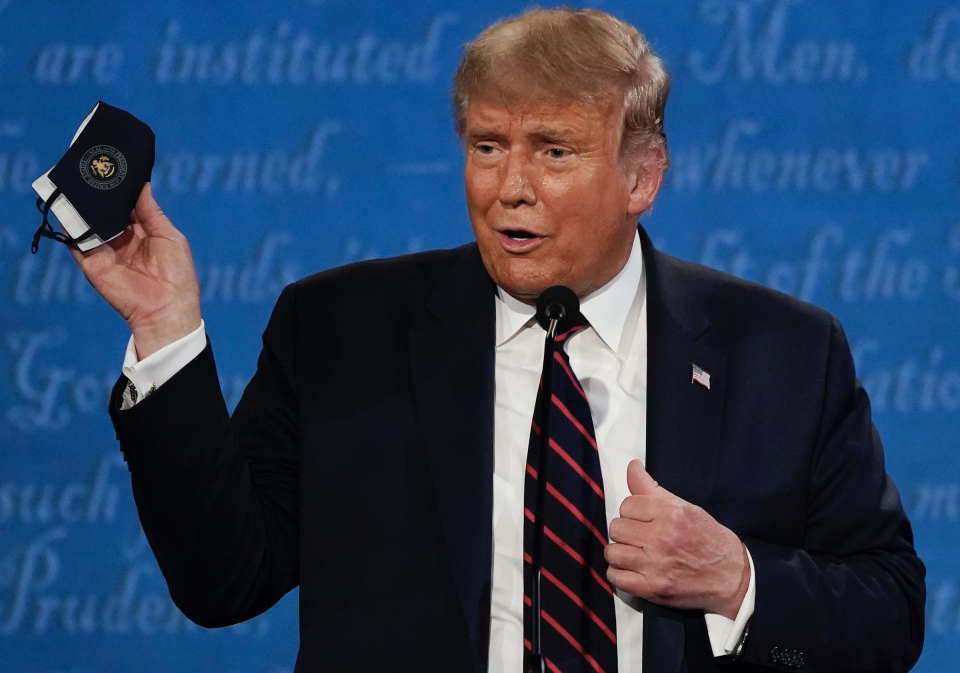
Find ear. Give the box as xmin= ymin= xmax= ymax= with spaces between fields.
xmin=625 ymin=147 xmax=665 ymax=217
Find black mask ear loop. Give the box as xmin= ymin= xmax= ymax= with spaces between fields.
xmin=31 ymin=189 xmax=98 ymax=254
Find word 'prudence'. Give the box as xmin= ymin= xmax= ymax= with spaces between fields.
xmin=0 ymin=527 xmax=272 ymax=636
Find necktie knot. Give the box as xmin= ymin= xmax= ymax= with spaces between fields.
xmin=552 ymin=315 xmax=589 ymax=347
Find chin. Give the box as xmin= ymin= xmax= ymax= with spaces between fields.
xmin=483 ymin=252 xmax=576 ymax=302
xmin=495 ymin=271 xmax=561 ymax=304
xmin=494 ymin=281 xmax=537 ymax=303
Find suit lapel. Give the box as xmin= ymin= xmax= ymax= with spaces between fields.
xmin=639 ymin=226 xmax=727 ymax=673
xmin=408 ymin=244 xmax=496 ymax=673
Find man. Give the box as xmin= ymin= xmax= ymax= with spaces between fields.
xmin=69 ymin=8 xmax=923 ymax=673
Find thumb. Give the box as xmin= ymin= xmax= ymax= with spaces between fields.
xmin=133 ymin=183 xmax=174 ymax=236
xmin=627 ymin=459 xmax=658 ymax=496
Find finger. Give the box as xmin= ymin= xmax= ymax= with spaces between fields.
xmin=133 ymin=183 xmax=175 ymax=237
xmin=608 ymin=516 xmax=652 ymax=547
xmin=606 ymin=564 xmax=651 ymax=599
xmin=618 ymin=495 xmax=658 ymax=522
xmin=67 ymin=244 xmax=87 ymax=267
xmin=627 ymin=459 xmax=658 ymax=496
xmin=605 ymin=539 xmax=646 ymax=567
xmin=69 ymin=229 xmax=122 ymax=265
xmin=605 ymin=541 xmax=630 ymax=567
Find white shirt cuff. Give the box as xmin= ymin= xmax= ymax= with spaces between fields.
xmin=120 ymin=321 xmax=207 ymax=408
xmin=704 ymin=545 xmax=756 ymax=657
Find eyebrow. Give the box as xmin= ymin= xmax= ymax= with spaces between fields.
xmin=465 ymin=125 xmax=578 ymax=145
xmin=465 ymin=128 xmax=507 ymax=142
xmin=526 ymin=126 xmax=576 ymax=145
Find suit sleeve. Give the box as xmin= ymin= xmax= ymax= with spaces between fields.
xmin=108 ymin=283 xmax=302 ymax=628
xmin=738 ymin=318 xmax=925 ymax=672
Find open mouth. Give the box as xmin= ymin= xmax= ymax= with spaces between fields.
xmin=497 ymin=228 xmax=544 ymax=251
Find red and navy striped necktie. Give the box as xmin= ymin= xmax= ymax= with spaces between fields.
xmin=524 ymin=322 xmax=618 ymax=673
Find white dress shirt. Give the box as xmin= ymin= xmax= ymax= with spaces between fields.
xmin=488 ymin=232 xmax=754 ymax=672
xmin=121 ymin=232 xmax=754 ymax=669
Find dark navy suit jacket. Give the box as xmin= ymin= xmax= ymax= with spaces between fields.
xmin=110 ymin=226 xmax=924 ymax=673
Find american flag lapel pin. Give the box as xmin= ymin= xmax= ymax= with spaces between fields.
xmin=691 ymin=364 xmax=711 ymax=389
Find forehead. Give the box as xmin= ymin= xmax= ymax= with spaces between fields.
xmin=465 ymin=92 xmax=621 ymax=141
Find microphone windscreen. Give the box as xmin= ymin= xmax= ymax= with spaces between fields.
xmin=535 ymin=286 xmax=581 ymax=332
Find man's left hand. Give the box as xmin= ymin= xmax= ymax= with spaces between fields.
xmin=605 ymin=459 xmax=750 ymax=619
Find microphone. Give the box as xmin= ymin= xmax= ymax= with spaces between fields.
xmin=535 ymin=285 xmax=581 ymax=336
xmin=527 ymin=286 xmax=580 ymax=673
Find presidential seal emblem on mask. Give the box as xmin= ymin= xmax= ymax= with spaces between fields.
xmin=79 ymin=145 xmax=127 ymax=190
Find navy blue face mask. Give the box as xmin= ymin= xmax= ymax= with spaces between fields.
xmin=32 ymin=101 xmax=155 ymax=254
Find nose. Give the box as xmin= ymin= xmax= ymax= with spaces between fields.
xmin=498 ymin=149 xmax=537 ymax=208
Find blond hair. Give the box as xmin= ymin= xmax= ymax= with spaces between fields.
xmin=452 ymin=7 xmax=671 ymax=169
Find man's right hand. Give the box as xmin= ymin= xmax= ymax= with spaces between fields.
xmin=69 ymin=183 xmax=202 ymax=360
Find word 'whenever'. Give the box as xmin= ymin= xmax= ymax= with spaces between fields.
xmin=668 ymin=121 xmax=928 ymax=193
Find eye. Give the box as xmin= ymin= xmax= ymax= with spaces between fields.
xmin=548 ymin=148 xmax=567 ymax=159
xmin=477 ymin=144 xmax=496 ymax=154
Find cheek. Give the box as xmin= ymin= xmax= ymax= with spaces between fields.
xmin=464 ymin=165 xmax=500 ymax=211
xmin=543 ymin=175 xmax=619 ymax=244
xmin=551 ymin=160 xmax=620 ymax=202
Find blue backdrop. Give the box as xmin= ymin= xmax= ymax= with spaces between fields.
xmin=1 ymin=1 xmax=958 ymax=671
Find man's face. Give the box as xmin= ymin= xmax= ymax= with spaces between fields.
xmin=463 ymin=93 xmax=662 ymax=304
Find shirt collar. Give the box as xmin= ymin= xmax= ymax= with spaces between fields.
xmin=495 ymin=230 xmax=644 ymax=351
